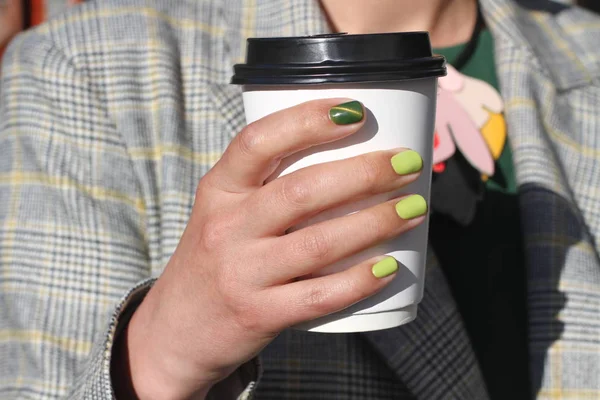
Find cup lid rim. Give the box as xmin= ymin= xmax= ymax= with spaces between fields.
xmin=231 ymin=32 xmax=447 ymax=85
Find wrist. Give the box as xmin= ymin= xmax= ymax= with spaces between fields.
xmin=112 ymin=289 xmax=215 ymax=400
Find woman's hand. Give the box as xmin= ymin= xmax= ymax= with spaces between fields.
xmin=117 ymin=98 xmax=427 ymax=399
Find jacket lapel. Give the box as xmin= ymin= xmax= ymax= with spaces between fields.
xmin=482 ymin=0 xmax=600 ymax=398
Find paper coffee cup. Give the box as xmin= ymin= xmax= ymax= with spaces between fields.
xmin=231 ymin=32 xmax=446 ymax=333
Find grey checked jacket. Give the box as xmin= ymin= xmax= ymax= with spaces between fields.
xmin=1 ymin=0 xmax=599 ymax=399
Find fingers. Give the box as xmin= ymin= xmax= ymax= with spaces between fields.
xmin=245 ymin=149 xmax=423 ymax=235
xmin=207 ymin=99 xmax=366 ymax=192
xmin=266 ymin=256 xmax=400 ymax=329
xmin=260 ymin=195 xmax=427 ymax=284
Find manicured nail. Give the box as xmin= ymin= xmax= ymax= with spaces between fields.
xmin=391 ymin=150 xmax=423 ymax=175
xmin=329 ymin=101 xmax=364 ymax=125
xmin=395 ymin=195 xmax=428 ymax=220
xmin=372 ymin=257 xmax=399 ymax=279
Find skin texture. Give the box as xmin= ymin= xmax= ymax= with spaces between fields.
xmin=114 ymin=99 xmax=426 ymax=399
xmin=320 ymin=0 xmax=477 ymax=47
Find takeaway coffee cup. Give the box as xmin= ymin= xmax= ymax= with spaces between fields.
xmin=231 ymin=32 xmax=446 ymax=333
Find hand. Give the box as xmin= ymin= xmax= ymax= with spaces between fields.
xmin=115 ymin=99 xmax=427 ymax=399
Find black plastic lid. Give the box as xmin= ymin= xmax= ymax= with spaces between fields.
xmin=231 ymin=32 xmax=446 ymax=85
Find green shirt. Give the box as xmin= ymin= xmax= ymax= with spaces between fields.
xmin=436 ymin=30 xmax=517 ymax=194
xmin=430 ymin=30 xmax=530 ymax=399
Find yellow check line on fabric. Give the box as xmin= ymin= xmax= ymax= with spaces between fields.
xmin=507 ymin=98 xmax=600 ymax=158
xmin=560 ymin=281 xmax=600 ymax=294
xmin=0 ymin=330 xmax=92 ymax=355
xmin=128 ymin=145 xmax=223 ymax=165
xmin=0 ymin=172 xmax=146 ymax=214
xmin=538 ymin=390 xmax=600 ymax=399
xmin=564 ymin=21 xmax=600 ymax=34
xmin=531 ymin=342 xmax=600 ymax=353
xmin=1 ymin=286 xmax=115 ymax=308
xmin=549 ymin=343 xmax=563 ymax=397
xmin=532 ymin=13 xmax=590 ymax=78
xmin=0 ymin=377 xmax=68 ymax=393
xmin=40 ymin=7 xmax=224 ymax=36
xmin=528 ymin=280 xmax=600 ymax=295
xmin=525 ymin=234 xmax=595 ymax=255
xmin=242 ymin=0 xmax=257 ymax=47
xmin=485 ymin=3 xmax=512 ymax=33
xmin=2 ymin=124 xmax=129 ymax=157
xmin=0 ymin=219 xmax=148 ymax=248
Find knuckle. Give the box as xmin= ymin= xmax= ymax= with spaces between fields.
xmin=237 ymin=123 xmax=264 ymax=157
xmin=234 ymin=311 xmax=265 ymax=333
xmin=198 ymin=217 xmax=234 ymax=251
xmin=195 ymin=176 xmax=212 ymax=199
xmin=357 ymin=154 xmax=384 ymax=191
xmin=279 ymin=177 xmax=313 ymax=209
xmin=294 ymin=227 xmax=331 ymax=261
xmin=213 ymin=265 xmax=265 ymax=332
xmin=225 ymin=292 xmax=266 ymax=333
xmin=363 ymin=209 xmax=391 ymax=242
xmin=302 ymin=284 xmax=336 ymax=314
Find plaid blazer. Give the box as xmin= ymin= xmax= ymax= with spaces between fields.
xmin=1 ymin=0 xmax=599 ymax=399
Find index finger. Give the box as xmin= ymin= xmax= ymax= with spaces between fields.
xmin=207 ymin=99 xmax=365 ymax=192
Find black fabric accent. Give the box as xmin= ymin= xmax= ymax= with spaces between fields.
xmin=429 ymin=3 xmax=531 ymax=398
xmin=430 ymin=151 xmax=485 ymax=226
xmin=429 ymin=189 xmax=531 ymax=400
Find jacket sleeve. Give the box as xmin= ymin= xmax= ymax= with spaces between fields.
xmin=0 ymin=29 xmax=258 ymax=400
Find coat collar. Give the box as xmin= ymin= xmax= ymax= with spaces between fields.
xmin=482 ymin=1 xmax=600 ymax=397
xmin=481 ymin=0 xmax=597 ymax=90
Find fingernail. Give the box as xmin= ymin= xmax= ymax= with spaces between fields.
xmin=329 ymin=101 xmax=364 ymax=125
xmin=391 ymin=150 xmax=423 ymax=175
xmin=395 ymin=195 xmax=428 ymax=220
xmin=372 ymin=257 xmax=399 ymax=278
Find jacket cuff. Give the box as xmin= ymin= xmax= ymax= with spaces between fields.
xmin=66 ymin=278 xmax=156 ymax=399
xmin=67 ymin=278 xmax=261 ymax=399
xmin=207 ymin=357 xmax=261 ymax=400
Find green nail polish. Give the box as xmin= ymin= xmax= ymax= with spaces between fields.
xmin=395 ymin=195 xmax=428 ymax=220
xmin=329 ymin=101 xmax=364 ymax=125
xmin=391 ymin=150 xmax=423 ymax=175
xmin=372 ymin=257 xmax=399 ymax=279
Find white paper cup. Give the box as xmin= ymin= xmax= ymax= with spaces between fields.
xmin=232 ymin=33 xmax=446 ymax=333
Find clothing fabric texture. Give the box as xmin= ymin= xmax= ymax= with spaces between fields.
xmin=430 ymin=31 xmax=530 ymax=399
xmin=1 ymin=0 xmax=599 ymax=399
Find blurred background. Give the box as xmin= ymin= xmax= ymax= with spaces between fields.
xmin=1 ymin=0 xmax=599 ymax=61
xmin=1 ymin=0 xmax=81 ymax=59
